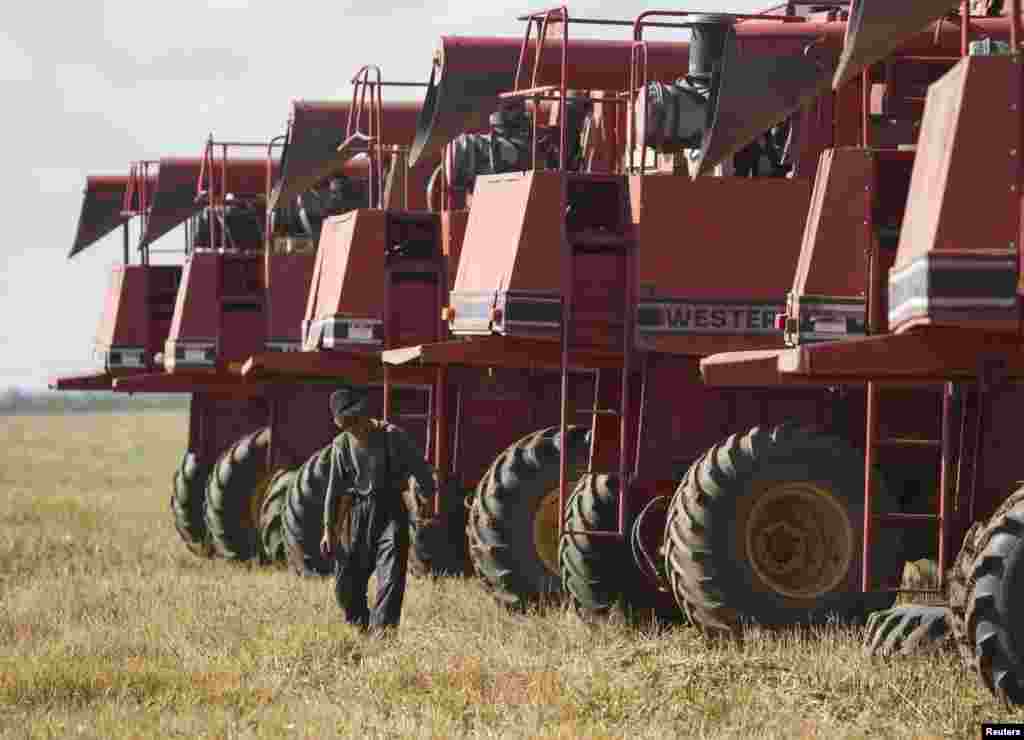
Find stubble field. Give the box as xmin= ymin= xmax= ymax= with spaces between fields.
xmin=0 ymin=410 xmax=1019 ymax=739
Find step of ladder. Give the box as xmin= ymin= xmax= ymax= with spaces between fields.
xmin=876 ymin=437 xmax=941 ymax=449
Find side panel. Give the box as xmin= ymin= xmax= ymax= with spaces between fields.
xmin=218 ymin=256 xmax=265 ymax=362
xmin=95 ymin=266 xmax=126 ymax=349
xmin=97 ymin=266 xmax=149 ymax=351
xmin=193 ymin=392 xmax=270 ymax=463
xmin=635 ymin=176 xmax=811 ymax=303
xmin=448 ymin=368 xmax=589 ymax=490
xmin=268 ymin=385 xmax=338 ymax=469
xmin=442 ymin=209 xmax=470 ymax=291
xmin=452 ymin=173 xmax=533 ymax=297
xmin=267 ymin=253 xmax=316 ymax=350
xmin=168 ymin=253 xmax=220 ymax=347
xmin=146 ymin=266 xmax=181 ymax=361
xmin=889 ymin=55 xmax=1020 ymax=333
xmin=976 ymin=384 xmax=1024 ymax=526
xmin=312 ymin=210 xmax=387 ymax=323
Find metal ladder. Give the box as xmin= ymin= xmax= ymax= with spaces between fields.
xmin=861 ymin=380 xmax=973 ymax=594
xmin=556 ymin=179 xmax=639 ymax=540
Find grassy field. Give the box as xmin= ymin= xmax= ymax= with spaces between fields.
xmin=0 ymin=411 xmax=1019 ymax=739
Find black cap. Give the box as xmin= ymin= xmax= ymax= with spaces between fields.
xmin=330 ymin=385 xmax=370 ymax=420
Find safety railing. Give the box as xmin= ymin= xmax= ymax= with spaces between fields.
xmin=122 ymin=160 xmax=159 ymax=264
xmin=196 ymin=136 xmax=284 ymax=252
xmin=502 ymin=7 xmax=637 ymax=176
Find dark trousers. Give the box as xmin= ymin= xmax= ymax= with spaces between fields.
xmin=334 ymin=495 xmax=410 ymax=630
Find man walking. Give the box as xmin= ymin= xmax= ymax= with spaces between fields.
xmin=319 ymin=384 xmax=436 ymax=633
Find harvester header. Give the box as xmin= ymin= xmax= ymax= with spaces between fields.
xmin=70 ymin=173 xmax=151 ymax=259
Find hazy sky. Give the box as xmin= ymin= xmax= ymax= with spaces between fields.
xmin=3 ymin=0 xmax=763 ymax=389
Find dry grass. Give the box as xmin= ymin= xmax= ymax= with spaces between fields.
xmin=0 ymin=411 xmax=1020 ymax=739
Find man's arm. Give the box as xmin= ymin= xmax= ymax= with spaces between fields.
xmin=323 ymin=437 xmax=351 ymax=534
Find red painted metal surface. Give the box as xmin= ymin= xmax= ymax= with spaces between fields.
xmin=49 ymin=371 xmax=118 ymax=391
xmin=892 ymin=54 xmax=1019 ymax=333
xmin=166 ymin=252 xmax=220 ymax=360
xmin=113 ymin=371 xmax=266 ymax=396
xmin=778 ymin=328 xmax=1024 ymax=380
xmin=69 ymin=175 xmax=132 ymax=258
xmin=187 ymin=393 xmax=271 ymax=468
xmin=303 ymin=210 xmax=385 ymax=349
xmin=792 ymin=148 xmax=874 ymax=299
xmin=383 ymin=336 xmax=637 ymax=371
xmin=264 ymin=386 xmax=340 ymax=469
xmin=266 ymin=253 xmax=315 ymax=351
xmin=95 ymin=265 xmax=180 ymax=367
xmin=242 ymin=349 xmax=430 ymax=386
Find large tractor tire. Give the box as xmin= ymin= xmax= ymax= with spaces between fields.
xmin=283 ymin=444 xmax=334 ymax=577
xmin=204 ymin=428 xmax=271 ymax=562
xmin=170 ymin=451 xmax=214 ymax=557
xmin=863 ymin=604 xmax=953 ymax=657
xmin=467 ymin=425 xmax=589 ymax=609
xmin=259 ymin=468 xmax=297 ymax=567
xmin=559 ymin=474 xmax=630 ymax=617
xmin=665 ymin=424 xmax=904 ymax=634
xmin=410 ymin=481 xmax=471 ymax=577
xmin=949 ymin=485 xmax=1024 ymax=705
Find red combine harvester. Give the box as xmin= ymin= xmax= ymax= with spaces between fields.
xmin=694 ymin=0 xmax=1024 ymax=705
xmin=238 ymin=34 xmax=712 ymax=585
xmin=55 ymin=164 xmax=172 ymax=393
xmin=381 ymin=4 xmax=1014 ymax=620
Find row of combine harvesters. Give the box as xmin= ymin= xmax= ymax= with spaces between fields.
xmin=56 ymin=0 xmax=1024 ymax=706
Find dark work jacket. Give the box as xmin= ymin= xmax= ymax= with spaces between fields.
xmin=322 ymin=420 xmax=435 ymax=546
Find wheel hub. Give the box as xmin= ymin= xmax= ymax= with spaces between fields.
xmin=532 ymin=488 xmax=562 ymax=577
xmin=248 ymin=472 xmax=275 ymax=531
xmin=744 ymin=482 xmax=853 ymax=600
